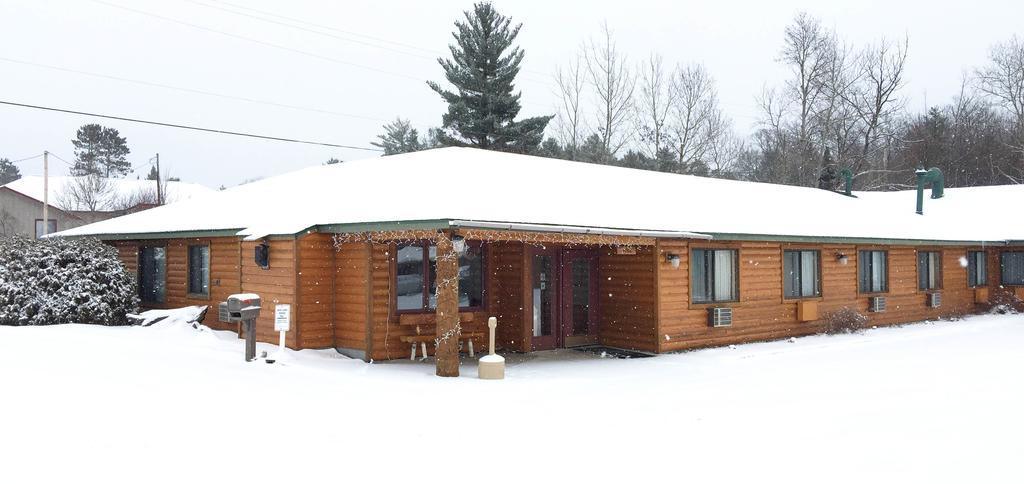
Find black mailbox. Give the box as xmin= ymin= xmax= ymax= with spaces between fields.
xmin=255 ymin=243 xmax=270 ymax=269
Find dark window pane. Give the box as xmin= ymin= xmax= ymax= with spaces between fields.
xmin=396 ymin=244 xmax=425 ymax=310
xmin=570 ymin=259 xmax=591 ymax=335
xmin=139 ymin=246 xmax=166 ymax=304
xmin=691 ymin=249 xmax=708 ymax=302
xmin=918 ymin=252 xmax=929 ymax=290
xmin=457 ymin=244 xmax=484 ymax=308
xmin=188 ymin=245 xmax=210 ymax=296
xmin=1002 ymin=252 xmax=1024 ymax=285
xmin=968 ymin=251 xmax=987 ymax=287
xmin=783 ymin=250 xmax=799 ymax=299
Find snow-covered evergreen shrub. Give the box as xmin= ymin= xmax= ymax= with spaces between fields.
xmin=0 ymin=236 xmax=139 ymax=326
xmin=822 ymin=306 xmax=868 ymax=334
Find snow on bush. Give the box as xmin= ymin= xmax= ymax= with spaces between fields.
xmin=0 ymin=236 xmax=139 ymax=326
xmin=822 ymin=306 xmax=869 ymax=334
xmin=989 ymin=289 xmax=1023 ymax=315
xmin=128 ymin=306 xmax=209 ymax=328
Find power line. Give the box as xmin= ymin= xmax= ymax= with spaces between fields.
xmin=46 ymin=152 xmax=75 ymax=167
xmin=182 ymin=0 xmax=440 ymax=62
xmin=9 ymin=153 xmax=45 ymax=164
xmin=0 ymin=100 xmax=384 ymax=152
xmin=201 ymin=0 xmax=441 ymax=56
xmin=90 ymin=0 xmax=424 ymax=82
xmin=0 ymin=57 xmax=540 ymax=140
xmin=0 ymin=56 xmax=393 ymax=123
xmin=189 ymin=0 xmax=554 ymax=80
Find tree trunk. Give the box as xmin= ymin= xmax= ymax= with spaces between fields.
xmin=434 ymin=232 xmax=460 ymax=377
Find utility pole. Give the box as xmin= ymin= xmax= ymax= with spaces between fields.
xmin=154 ymin=153 xmax=161 ymax=205
xmin=42 ymin=151 xmax=49 ymax=237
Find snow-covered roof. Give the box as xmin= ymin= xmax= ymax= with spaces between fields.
xmin=50 ymin=147 xmax=1024 ymax=243
xmin=1 ymin=176 xmax=214 ymax=212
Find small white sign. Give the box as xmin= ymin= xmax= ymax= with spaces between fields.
xmin=274 ymin=304 xmax=291 ymax=332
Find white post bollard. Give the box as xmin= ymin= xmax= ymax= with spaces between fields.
xmin=478 ymin=316 xmax=505 ymax=380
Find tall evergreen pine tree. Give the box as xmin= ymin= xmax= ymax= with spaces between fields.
xmin=428 ymin=2 xmax=552 ymax=153
xmin=0 ymin=158 xmax=21 ymax=185
xmin=817 ymin=147 xmax=838 ymax=191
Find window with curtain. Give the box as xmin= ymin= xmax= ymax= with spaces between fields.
xmin=858 ymin=250 xmax=888 ymax=293
xmin=692 ymin=249 xmax=738 ymax=303
xmin=139 ymin=246 xmax=166 ymax=304
xmin=188 ymin=245 xmax=210 ymax=297
xmin=917 ymin=251 xmax=942 ymax=290
xmin=967 ymin=251 xmax=987 ymax=287
xmin=1001 ymin=251 xmax=1024 ymax=285
xmin=395 ymin=242 xmax=485 ymax=311
xmin=783 ymin=250 xmax=820 ymax=299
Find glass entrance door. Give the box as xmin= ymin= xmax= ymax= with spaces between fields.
xmin=531 ymin=249 xmax=559 ymax=351
xmin=562 ymin=250 xmax=598 ymax=347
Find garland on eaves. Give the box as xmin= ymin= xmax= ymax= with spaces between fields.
xmin=329 ymin=228 xmax=650 ymax=352
xmin=330 ymin=228 xmax=651 ymax=251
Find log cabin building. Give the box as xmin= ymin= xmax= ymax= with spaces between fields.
xmin=54 ymin=148 xmax=1024 ymax=361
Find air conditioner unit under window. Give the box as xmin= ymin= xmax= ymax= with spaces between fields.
xmin=709 ymin=307 xmax=733 ymax=327
xmin=927 ymin=292 xmax=942 ymax=308
xmin=869 ymin=296 xmax=887 ymax=313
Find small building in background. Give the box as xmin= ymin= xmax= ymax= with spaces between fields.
xmin=0 ymin=176 xmax=213 ymax=238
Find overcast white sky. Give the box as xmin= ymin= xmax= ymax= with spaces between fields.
xmin=1 ymin=0 xmax=1021 ymax=188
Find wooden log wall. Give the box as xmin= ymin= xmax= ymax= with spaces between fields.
xmin=490 ymin=241 xmax=526 ymax=352
xmin=109 ymin=235 xmax=1018 ymax=361
xmin=239 ymin=238 xmax=298 ymax=347
xmin=598 ymin=246 xmax=658 ymax=352
xmin=655 ymin=240 xmax=987 ymax=353
xmin=295 ymin=234 xmax=335 ymax=348
xmin=109 ymin=238 xmax=241 ymax=331
xmin=332 ymin=240 xmax=370 ymax=353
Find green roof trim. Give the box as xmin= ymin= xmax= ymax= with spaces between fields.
xmin=77 ymin=229 xmax=245 ymax=241
xmin=309 ymin=219 xmax=452 ymax=234
xmin=704 ymin=232 xmax=1007 ymax=246
xmin=72 ymin=221 xmax=1016 ymax=247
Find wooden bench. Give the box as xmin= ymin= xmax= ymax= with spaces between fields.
xmin=399 ymin=332 xmax=485 ymax=360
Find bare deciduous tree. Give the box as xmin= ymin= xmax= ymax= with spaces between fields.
xmin=584 ymin=21 xmax=636 ymax=163
xmin=554 ymin=54 xmax=587 ymax=160
xmin=780 ymin=12 xmax=835 ymax=144
xmin=845 ymin=37 xmax=908 ymax=182
xmin=976 ymin=35 xmax=1024 ymax=178
xmin=58 ymin=175 xmax=115 ymax=213
xmin=635 ymin=53 xmax=674 ymax=159
xmin=0 ymin=208 xmax=17 ymax=236
xmin=669 ymin=63 xmax=728 ymax=173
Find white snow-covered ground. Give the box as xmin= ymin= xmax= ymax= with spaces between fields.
xmin=1 ymin=313 xmax=1022 ymax=483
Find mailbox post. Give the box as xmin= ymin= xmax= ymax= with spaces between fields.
xmin=224 ymin=293 xmax=262 ymax=362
